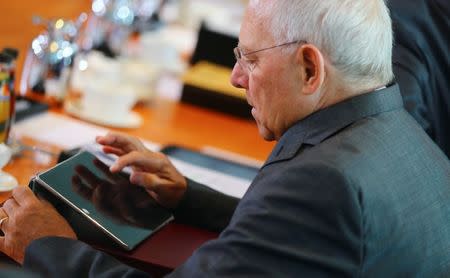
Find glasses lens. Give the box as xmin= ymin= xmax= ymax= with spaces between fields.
xmin=234 ymin=47 xmax=249 ymax=73
xmin=233 ymin=47 xmax=241 ymax=60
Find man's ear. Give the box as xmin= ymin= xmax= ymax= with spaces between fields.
xmin=295 ymin=44 xmax=325 ymax=95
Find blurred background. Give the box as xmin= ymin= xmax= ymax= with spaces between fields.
xmin=0 ymin=0 xmax=273 ymax=192
xmin=0 ymin=1 xmax=91 ymax=87
xmin=0 ymin=0 xmax=253 ymax=126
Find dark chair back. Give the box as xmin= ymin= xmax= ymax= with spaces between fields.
xmin=190 ymin=22 xmax=238 ymax=68
xmin=390 ymin=0 xmax=450 ymax=158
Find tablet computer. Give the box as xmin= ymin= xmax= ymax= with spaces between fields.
xmin=30 ymin=151 xmax=174 ymax=251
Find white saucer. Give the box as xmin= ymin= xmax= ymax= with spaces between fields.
xmin=64 ymin=101 xmax=142 ymax=129
xmin=0 ymin=171 xmax=18 ymax=192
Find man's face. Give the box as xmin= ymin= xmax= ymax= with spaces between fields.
xmin=231 ymin=3 xmax=306 ymax=141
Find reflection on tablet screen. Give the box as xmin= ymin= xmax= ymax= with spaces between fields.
xmin=37 ymin=151 xmax=173 ymax=250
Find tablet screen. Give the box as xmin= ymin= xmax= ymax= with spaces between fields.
xmin=36 ymin=151 xmax=173 ymax=250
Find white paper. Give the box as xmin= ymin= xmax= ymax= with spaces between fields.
xmin=13 ymin=112 xmax=160 ymax=150
xmin=170 ymin=157 xmax=251 ymax=198
xmin=13 ymin=112 xmax=109 ymax=149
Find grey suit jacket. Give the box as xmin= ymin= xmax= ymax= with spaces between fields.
xmin=23 ymin=84 xmax=450 ymax=277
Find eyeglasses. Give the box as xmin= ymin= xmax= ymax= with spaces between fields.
xmin=233 ymin=40 xmax=305 ymax=73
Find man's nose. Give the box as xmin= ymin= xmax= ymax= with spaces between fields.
xmin=230 ymin=63 xmax=248 ymax=89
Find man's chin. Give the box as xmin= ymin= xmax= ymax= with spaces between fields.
xmin=252 ymin=111 xmax=275 ymax=141
xmin=257 ymin=126 xmax=275 ymax=142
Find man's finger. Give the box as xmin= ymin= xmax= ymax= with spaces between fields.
xmin=2 ymin=198 xmax=19 ymax=216
xmin=96 ymin=133 xmax=137 ymax=152
xmin=0 ymin=208 xmax=7 ymax=219
xmin=96 ymin=133 xmax=118 ymax=145
xmin=110 ymin=151 xmax=163 ymax=173
xmin=0 ymin=207 xmax=8 ymax=232
xmin=0 ymin=216 xmax=9 ymax=232
xmin=102 ymin=146 xmax=125 ymax=156
xmin=130 ymin=172 xmax=163 ymax=194
xmin=0 ymin=236 xmax=5 ymax=254
xmin=11 ymin=186 xmax=38 ymax=207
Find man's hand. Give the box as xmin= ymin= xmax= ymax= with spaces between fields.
xmin=96 ymin=132 xmax=187 ymax=208
xmin=0 ymin=186 xmax=76 ymax=264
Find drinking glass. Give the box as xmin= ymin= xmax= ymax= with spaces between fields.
xmin=0 ymin=96 xmax=18 ymax=190
xmin=0 ymin=94 xmax=11 ymax=144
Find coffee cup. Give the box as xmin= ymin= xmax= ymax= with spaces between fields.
xmin=71 ymin=51 xmax=159 ymax=102
xmin=0 ymin=143 xmax=11 ymax=170
xmin=122 ymin=59 xmax=159 ymax=101
xmin=137 ymin=32 xmax=182 ymax=74
xmin=81 ymin=81 xmax=138 ymax=123
xmin=0 ymin=143 xmax=17 ymax=190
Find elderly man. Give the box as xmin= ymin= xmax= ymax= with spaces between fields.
xmin=1 ymin=0 xmax=449 ymax=276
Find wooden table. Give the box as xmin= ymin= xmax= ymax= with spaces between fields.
xmin=1 ymin=1 xmax=274 ymax=274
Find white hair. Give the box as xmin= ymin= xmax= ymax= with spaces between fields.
xmin=258 ymin=0 xmax=394 ymax=89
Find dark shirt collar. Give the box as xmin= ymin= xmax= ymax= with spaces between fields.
xmin=263 ymin=84 xmax=404 ymax=167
